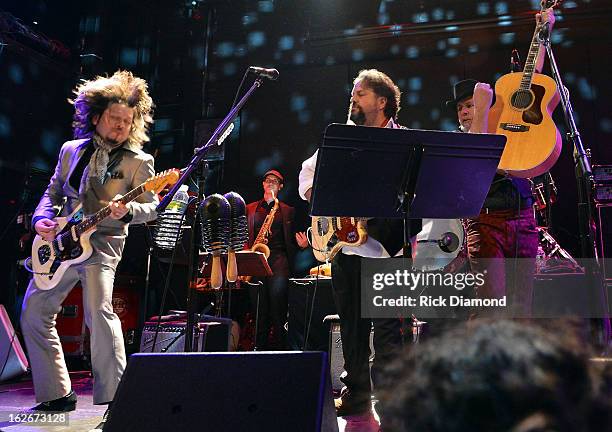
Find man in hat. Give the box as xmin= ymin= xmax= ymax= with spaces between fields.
xmin=445 ymin=9 xmax=555 ymax=316
xmin=245 ymin=169 xmax=308 ymax=350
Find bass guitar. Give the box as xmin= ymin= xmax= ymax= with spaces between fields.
xmin=30 ymin=169 xmax=180 ymax=290
xmin=488 ymin=0 xmax=561 ymax=178
xmin=310 ymin=216 xmax=367 ymax=262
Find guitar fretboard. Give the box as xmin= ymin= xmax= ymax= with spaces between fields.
xmin=520 ymin=4 xmax=551 ymax=91
xmin=75 ymin=184 xmax=145 ymax=235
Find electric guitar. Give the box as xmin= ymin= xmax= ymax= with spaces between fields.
xmin=488 ymin=0 xmax=561 ymax=178
xmin=310 ymin=216 xmax=367 ymax=262
xmin=30 ymin=169 xmax=180 ymax=290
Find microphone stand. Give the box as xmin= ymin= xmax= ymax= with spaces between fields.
xmin=539 ymin=25 xmax=611 ymax=348
xmin=157 ymin=76 xmax=265 ymax=351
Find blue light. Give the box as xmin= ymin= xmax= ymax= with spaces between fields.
xmin=242 ymin=13 xmax=258 ymax=26
xmin=445 ymin=26 xmax=459 ymax=32
xmin=563 ymin=72 xmax=576 ymax=83
xmin=477 ymin=3 xmax=490 ymax=15
xmin=293 ymin=51 xmax=306 ymax=65
xmin=298 ymin=111 xmax=311 ymax=124
xmin=247 ymin=31 xmax=266 ymax=48
xmin=390 ymin=44 xmax=400 ymax=55
xmin=223 ymin=62 xmax=237 ymax=76
xmin=40 ymin=130 xmax=60 ymax=153
xmin=325 ymin=56 xmax=336 ymax=66
xmin=407 ymin=93 xmax=419 ymax=105
xmin=409 ymin=77 xmax=422 ymax=91
xmin=600 ymin=118 xmax=612 ymax=133
xmin=278 ymin=36 xmax=294 ymax=51
xmin=448 ymin=37 xmax=460 ymax=45
xmin=495 ymin=2 xmax=508 ymax=15
xmin=441 ymin=119 xmax=458 ymax=131
xmin=216 ymin=42 xmax=235 ymax=58
xmin=8 ymin=64 xmax=23 ymax=85
xmin=468 ymin=44 xmax=479 ymax=53
xmin=430 ymin=109 xmax=440 ymax=121
xmin=119 ymin=48 xmax=138 ymax=67
xmin=343 ymin=28 xmax=358 ymax=36
xmin=500 ymin=32 xmax=516 ymax=44
xmin=31 ymin=156 xmax=50 ymax=172
xmin=432 ymin=8 xmax=444 ymax=21
xmin=290 ymin=94 xmax=307 ymax=111
xmin=437 ymin=40 xmax=447 ymax=50
xmin=551 ymin=31 xmax=564 ymax=44
xmin=405 ymin=46 xmax=419 ymax=59
xmin=153 ymin=118 xmax=172 ymax=132
xmin=0 ymin=115 xmax=11 ymax=137
xmin=258 ymin=1 xmax=274 ymax=13
xmin=377 ymin=13 xmax=389 ymax=25
xmin=564 ymin=1 xmax=577 ymax=8
xmin=577 ymin=78 xmax=596 ymax=100
xmin=413 ymin=13 xmax=429 ymax=23
xmin=445 ymin=48 xmax=458 ymax=58
xmin=352 ymin=49 xmax=364 ymax=61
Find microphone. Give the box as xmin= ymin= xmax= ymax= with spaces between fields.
xmin=248 ymin=66 xmax=279 ymax=81
xmin=223 ymin=191 xmax=248 ymax=283
xmin=438 ymin=232 xmax=460 ymax=254
xmin=510 ymin=49 xmax=522 ymax=73
xmin=199 ymin=194 xmax=231 ymax=289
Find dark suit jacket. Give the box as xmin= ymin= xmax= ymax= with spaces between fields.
xmin=246 ymin=200 xmax=297 ymax=273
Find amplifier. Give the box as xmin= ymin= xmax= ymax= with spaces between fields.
xmin=598 ymin=204 xmax=612 ymax=280
xmin=140 ymin=316 xmax=232 ymax=353
xmin=593 ymin=165 xmax=612 ymax=183
xmin=595 ymin=184 xmax=612 ymax=203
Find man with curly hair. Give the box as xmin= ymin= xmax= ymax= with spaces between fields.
xmin=20 ymin=71 xmax=158 ymax=420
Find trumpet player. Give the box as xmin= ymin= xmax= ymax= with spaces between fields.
xmin=245 ymin=169 xmax=308 ymax=350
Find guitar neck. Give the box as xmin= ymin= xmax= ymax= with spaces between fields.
xmin=519 ymin=25 xmax=543 ymax=90
xmin=75 ymin=184 xmax=145 ymax=235
xmin=520 ymin=3 xmax=552 ymax=90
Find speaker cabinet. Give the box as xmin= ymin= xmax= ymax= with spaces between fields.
xmin=597 ymin=204 xmax=612 ymax=280
xmin=140 ymin=316 xmax=232 ymax=353
xmin=327 ymin=317 xmax=374 ymax=392
xmin=105 ymin=352 xmax=338 ymax=432
xmin=287 ymin=277 xmax=336 ymax=351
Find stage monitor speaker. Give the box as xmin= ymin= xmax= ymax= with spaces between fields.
xmin=105 ymin=351 xmax=338 ymax=432
xmin=0 ymin=305 xmax=28 ymax=382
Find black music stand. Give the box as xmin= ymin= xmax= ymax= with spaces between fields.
xmin=310 ymin=124 xmax=506 ymax=257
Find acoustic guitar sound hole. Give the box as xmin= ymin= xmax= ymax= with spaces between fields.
xmin=511 ymin=90 xmax=534 ymax=110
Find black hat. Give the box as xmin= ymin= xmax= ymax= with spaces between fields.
xmin=445 ymin=79 xmax=478 ymax=108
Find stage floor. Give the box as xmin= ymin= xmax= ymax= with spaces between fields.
xmin=0 ymin=372 xmax=379 ymax=431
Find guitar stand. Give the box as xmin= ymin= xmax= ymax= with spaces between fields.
xmin=540 ymin=27 xmax=611 ymax=346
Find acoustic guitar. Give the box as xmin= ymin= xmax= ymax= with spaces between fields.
xmin=488 ymin=0 xmax=561 ymax=178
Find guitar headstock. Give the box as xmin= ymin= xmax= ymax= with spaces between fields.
xmin=541 ymin=0 xmax=560 ymax=11
xmin=145 ymin=169 xmax=181 ymax=193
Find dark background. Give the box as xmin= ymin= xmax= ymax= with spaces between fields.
xmin=1 ymin=0 xmax=611 ymax=320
